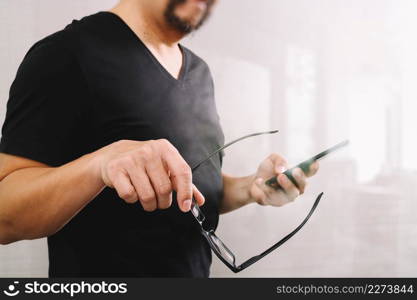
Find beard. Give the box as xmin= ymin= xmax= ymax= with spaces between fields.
xmin=164 ymin=0 xmax=215 ymax=34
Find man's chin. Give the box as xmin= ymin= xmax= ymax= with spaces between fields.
xmin=183 ymin=17 xmax=203 ymax=30
xmin=165 ymin=0 xmax=212 ymax=34
xmin=175 ymin=8 xmax=206 ymax=27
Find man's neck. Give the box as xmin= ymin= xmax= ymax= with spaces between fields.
xmin=109 ymin=1 xmax=186 ymax=80
xmin=109 ymin=1 xmax=184 ymax=52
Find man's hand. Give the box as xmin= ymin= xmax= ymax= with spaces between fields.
xmin=249 ymin=153 xmax=319 ymax=207
xmin=93 ymin=139 xmax=205 ymax=212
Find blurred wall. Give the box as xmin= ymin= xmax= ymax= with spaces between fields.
xmin=1 ymin=0 xmax=416 ymax=277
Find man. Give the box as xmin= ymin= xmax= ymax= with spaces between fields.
xmin=0 ymin=0 xmax=318 ymax=277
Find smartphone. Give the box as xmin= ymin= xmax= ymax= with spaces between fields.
xmin=265 ymin=140 xmax=349 ymax=189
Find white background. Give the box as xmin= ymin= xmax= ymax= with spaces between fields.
xmin=0 ymin=0 xmax=416 ymax=277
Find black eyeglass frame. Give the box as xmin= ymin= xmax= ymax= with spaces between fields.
xmin=190 ymin=130 xmax=324 ymax=273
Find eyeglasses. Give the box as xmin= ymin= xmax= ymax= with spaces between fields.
xmin=190 ymin=130 xmax=324 ymax=273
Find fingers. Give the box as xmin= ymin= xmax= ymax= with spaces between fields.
xmin=272 ymin=155 xmax=319 ymax=195
xmin=277 ymin=173 xmax=300 ymax=200
xmin=291 ymin=167 xmax=307 ymax=194
xmin=159 ymin=142 xmax=194 ymax=212
xmin=125 ymin=164 xmax=157 ymax=211
xmin=112 ymin=170 xmax=138 ymax=203
xmin=145 ymin=157 xmax=173 ymax=210
xmin=279 ymin=167 xmax=307 ymax=197
xmin=192 ymin=184 xmax=205 ymax=206
xmin=268 ymin=153 xmax=288 ymax=172
xmin=102 ymin=138 xmax=205 ymax=213
xmin=307 ymin=161 xmax=319 ymax=177
xmin=253 ymin=153 xmax=320 ymax=207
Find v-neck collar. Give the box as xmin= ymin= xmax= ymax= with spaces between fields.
xmin=101 ymin=11 xmax=188 ymax=84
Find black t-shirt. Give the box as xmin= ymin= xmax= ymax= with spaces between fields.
xmin=0 ymin=11 xmax=225 ymax=277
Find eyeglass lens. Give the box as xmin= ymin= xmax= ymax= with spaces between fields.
xmin=208 ymin=232 xmax=235 ymax=265
xmin=191 ymin=201 xmax=205 ymax=223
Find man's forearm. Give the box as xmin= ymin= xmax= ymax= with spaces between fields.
xmin=0 ymin=153 xmax=105 ymax=244
xmin=219 ymin=172 xmax=256 ymax=214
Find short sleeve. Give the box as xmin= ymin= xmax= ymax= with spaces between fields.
xmin=0 ymin=35 xmax=90 ymax=167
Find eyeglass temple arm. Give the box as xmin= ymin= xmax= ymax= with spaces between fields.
xmin=190 ymin=130 xmax=279 ymax=212
xmin=236 ymin=192 xmax=324 ymax=272
xmin=191 ymin=130 xmax=279 ymax=172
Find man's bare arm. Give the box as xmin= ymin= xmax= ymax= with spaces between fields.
xmin=219 ymin=172 xmax=255 ymax=214
xmin=0 ymin=152 xmax=105 ymax=244
xmin=0 ymin=139 xmax=206 ymax=245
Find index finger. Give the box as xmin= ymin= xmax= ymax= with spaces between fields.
xmin=159 ymin=143 xmax=193 ymax=212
